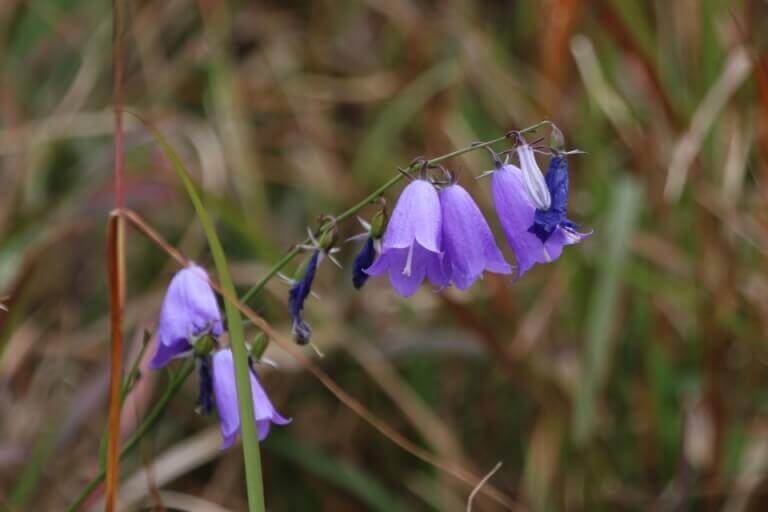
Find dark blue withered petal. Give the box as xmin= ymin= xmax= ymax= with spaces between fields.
xmin=545 ymin=155 xmax=569 ymax=214
xmin=288 ymin=251 xmax=319 ymax=345
xmin=352 ymin=237 xmax=376 ymax=290
xmin=197 ymin=355 xmax=214 ymax=415
xmin=529 ymin=156 xmax=571 ymax=243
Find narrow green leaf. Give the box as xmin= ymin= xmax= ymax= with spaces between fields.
xmin=573 ymin=176 xmax=643 ymax=444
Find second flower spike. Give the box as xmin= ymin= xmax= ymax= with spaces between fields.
xmin=365 ymin=178 xmax=447 ymax=297
xmin=439 ymin=182 xmax=512 ymax=289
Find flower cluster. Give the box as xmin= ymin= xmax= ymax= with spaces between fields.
xmin=286 ymin=130 xmax=591 ymax=343
xmin=366 ymin=135 xmax=590 ymax=295
xmin=149 ymin=264 xmax=290 ymax=448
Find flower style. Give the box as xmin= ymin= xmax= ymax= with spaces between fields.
xmin=439 ymin=181 xmax=512 ymax=289
xmin=365 ymin=179 xmax=447 ymax=297
xmin=149 ymin=264 xmax=223 ymax=370
xmin=212 ymin=348 xmax=291 ymax=449
xmin=491 ymin=154 xmax=590 ymax=277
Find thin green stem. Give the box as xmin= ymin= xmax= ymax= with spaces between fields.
xmin=66 ymin=362 xmax=195 ymax=512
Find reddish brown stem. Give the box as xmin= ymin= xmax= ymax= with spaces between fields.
xmin=105 ymin=0 xmax=127 ymax=509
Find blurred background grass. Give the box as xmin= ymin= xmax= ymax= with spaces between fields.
xmin=1 ymin=0 xmax=768 ymax=510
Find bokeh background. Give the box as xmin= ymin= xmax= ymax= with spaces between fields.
xmin=2 ymin=0 xmax=768 ymax=510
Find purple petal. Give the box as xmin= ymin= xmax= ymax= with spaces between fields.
xmin=366 ymin=244 xmax=445 ymax=297
xmin=491 ymin=165 xmax=556 ymax=277
xmin=212 ymin=348 xmax=291 ymax=449
xmin=382 ymin=180 xmax=441 ymax=253
xmin=150 ymin=264 xmax=223 ymax=369
xmin=440 ymin=184 xmax=511 ymax=289
xmin=148 ymin=337 xmax=191 ymax=370
xmin=212 ymin=349 xmax=241 ymax=449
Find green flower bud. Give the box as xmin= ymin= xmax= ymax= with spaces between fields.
xmin=370 ymin=208 xmax=389 ymax=240
xmin=250 ymin=331 xmax=269 ymax=360
xmin=193 ymin=334 xmax=215 ymax=357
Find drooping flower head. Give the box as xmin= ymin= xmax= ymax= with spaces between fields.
xmin=212 ymin=348 xmax=291 ymax=449
xmin=491 ymin=152 xmax=590 ymax=277
xmin=528 ymin=154 xmax=580 ymax=242
xmin=287 ymin=220 xmax=341 ymax=345
xmin=439 ymin=177 xmax=512 ymax=289
xmin=365 ymin=178 xmax=447 ymax=297
xmin=288 ymin=250 xmax=319 ymax=345
xmin=149 ymin=264 xmax=223 ymax=370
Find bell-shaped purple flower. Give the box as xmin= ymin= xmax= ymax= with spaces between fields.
xmin=149 ymin=264 xmax=223 ymax=370
xmin=439 ymin=183 xmax=512 ymax=289
xmin=491 ymin=159 xmax=590 ymax=277
xmin=212 ymin=348 xmax=291 ymax=449
xmin=365 ymin=179 xmax=447 ymax=297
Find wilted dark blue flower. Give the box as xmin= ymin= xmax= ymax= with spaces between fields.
xmin=288 ymin=251 xmax=319 ymax=345
xmin=149 ymin=264 xmax=223 ymax=369
xmin=196 ymin=355 xmax=214 ymax=415
xmin=212 ymin=348 xmax=291 ymax=449
xmin=439 ymin=182 xmax=512 ymax=289
xmin=352 ymin=237 xmax=376 ymax=289
xmin=365 ymin=179 xmax=447 ymax=297
xmin=350 ymin=209 xmax=387 ymax=290
xmin=528 ymin=155 xmax=585 ymax=242
xmin=491 ymin=156 xmax=590 ymax=277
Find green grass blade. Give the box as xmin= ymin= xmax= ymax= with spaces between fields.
xmin=573 ymin=175 xmax=644 ymax=444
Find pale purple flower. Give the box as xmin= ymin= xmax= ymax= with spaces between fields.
xmin=365 ymin=179 xmax=447 ymax=296
xmin=439 ymin=182 xmax=512 ymax=289
xmin=213 ymin=348 xmax=291 ymax=449
xmin=491 ymin=161 xmax=590 ymax=277
xmin=149 ymin=264 xmax=223 ymax=369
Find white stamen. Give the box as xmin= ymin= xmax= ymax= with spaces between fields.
xmin=403 ymin=244 xmax=414 ymax=276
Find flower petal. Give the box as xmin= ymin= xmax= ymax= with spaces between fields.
xmin=382 ymin=180 xmax=441 ymax=253
xmin=517 ymin=144 xmax=551 ymax=211
xmin=440 ymin=184 xmax=511 ymax=289
xmin=212 ymin=349 xmax=241 ymax=450
xmin=491 ymin=165 xmax=554 ymax=277
xmin=150 ymin=264 xmax=223 ymax=368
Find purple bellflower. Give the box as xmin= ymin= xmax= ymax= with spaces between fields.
xmin=149 ymin=264 xmax=223 ymax=370
xmin=491 ymin=153 xmax=590 ymax=277
xmin=439 ymin=181 xmax=512 ymax=289
xmin=212 ymin=348 xmax=291 ymax=449
xmin=365 ymin=179 xmax=447 ymax=297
